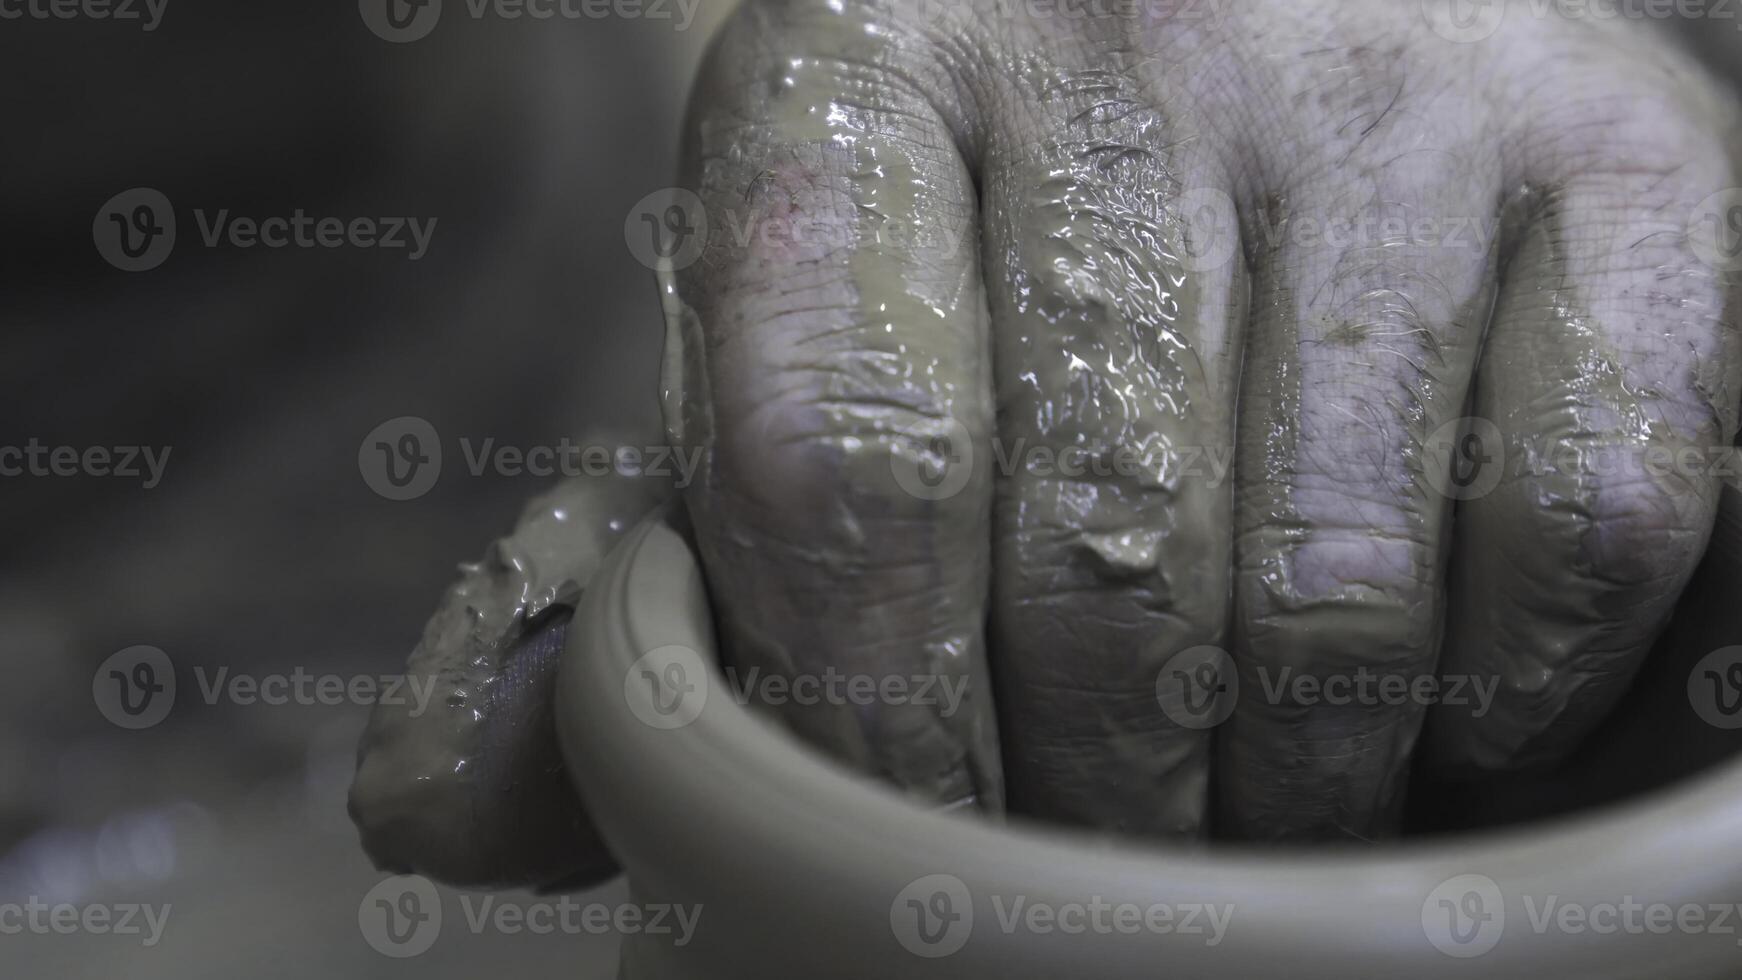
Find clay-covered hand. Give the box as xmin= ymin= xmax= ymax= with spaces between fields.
xmin=348 ymin=472 xmax=667 ymax=890
xmin=666 ymin=0 xmax=1742 ymax=841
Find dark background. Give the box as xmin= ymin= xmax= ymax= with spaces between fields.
xmin=0 ymin=2 xmax=727 ymax=975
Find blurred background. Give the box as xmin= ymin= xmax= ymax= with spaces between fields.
xmin=4 ymin=3 xmax=1742 ymax=978
xmin=0 ymin=1 xmax=731 ymax=975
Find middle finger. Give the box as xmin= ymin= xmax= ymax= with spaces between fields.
xmin=979 ymin=53 xmax=1245 ymax=838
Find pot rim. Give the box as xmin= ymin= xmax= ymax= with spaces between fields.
xmin=558 ymin=501 xmax=1742 ymax=979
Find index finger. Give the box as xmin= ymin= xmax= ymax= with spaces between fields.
xmin=669 ymin=0 xmax=1002 ymax=807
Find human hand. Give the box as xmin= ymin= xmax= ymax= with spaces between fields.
xmin=662 ymin=0 xmax=1742 ymax=842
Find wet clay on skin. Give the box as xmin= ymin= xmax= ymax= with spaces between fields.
xmin=671 ymin=0 xmax=1003 ymax=809
xmin=349 ymin=470 xmax=667 ymax=890
xmin=1204 ymin=26 xmax=1507 ymax=841
xmin=338 ymin=5 xmax=1742 ymax=907
xmin=657 ymin=1 xmax=1742 ymax=846
xmin=1224 ymin=260 xmax=1499 ymax=842
xmin=977 ymin=53 xmax=1242 ymax=839
xmin=1428 ymin=195 xmax=1737 ymax=773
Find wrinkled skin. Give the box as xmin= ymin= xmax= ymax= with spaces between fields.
xmin=349 ymin=472 xmax=668 ymax=890
xmin=352 ymin=0 xmax=1742 ymax=888
xmin=671 ymin=0 xmax=1742 ymax=842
